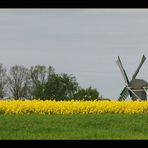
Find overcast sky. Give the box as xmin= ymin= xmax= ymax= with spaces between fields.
xmin=0 ymin=9 xmax=148 ymax=99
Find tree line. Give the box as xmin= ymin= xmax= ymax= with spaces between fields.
xmin=0 ymin=64 xmax=102 ymax=100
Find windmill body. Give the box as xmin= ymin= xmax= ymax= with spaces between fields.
xmin=129 ymin=79 xmax=148 ymax=100
xmin=116 ymin=55 xmax=148 ymax=101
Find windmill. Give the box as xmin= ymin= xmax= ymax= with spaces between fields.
xmin=116 ymin=54 xmax=148 ymax=101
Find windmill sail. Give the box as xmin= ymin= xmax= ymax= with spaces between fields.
xmin=132 ymin=55 xmax=146 ymax=80
xmin=116 ymin=56 xmax=130 ymax=85
xmin=116 ymin=54 xmax=147 ymax=101
xmin=116 ymin=56 xmax=132 ymax=99
xmin=118 ymin=87 xmax=129 ymax=100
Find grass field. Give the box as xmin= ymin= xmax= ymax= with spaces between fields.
xmin=0 ymin=114 xmax=148 ymax=140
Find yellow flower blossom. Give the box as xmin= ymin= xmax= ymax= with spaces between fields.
xmin=0 ymin=100 xmax=148 ymax=114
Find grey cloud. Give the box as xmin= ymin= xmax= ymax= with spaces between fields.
xmin=0 ymin=9 xmax=148 ymax=99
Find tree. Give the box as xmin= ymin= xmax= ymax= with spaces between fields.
xmin=44 ymin=73 xmax=79 ymax=100
xmin=30 ymin=65 xmax=55 ymax=99
xmin=7 ymin=65 xmax=30 ymax=99
xmin=73 ymin=86 xmax=100 ymax=100
xmin=0 ymin=63 xmax=102 ymax=100
xmin=0 ymin=64 xmax=7 ymax=98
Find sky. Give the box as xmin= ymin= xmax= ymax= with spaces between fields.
xmin=0 ymin=9 xmax=148 ymax=99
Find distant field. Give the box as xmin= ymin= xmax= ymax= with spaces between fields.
xmin=1 ymin=100 xmax=148 ymax=114
xmin=0 ymin=114 xmax=148 ymax=140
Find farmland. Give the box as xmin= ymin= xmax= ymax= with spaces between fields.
xmin=0 ymin=113 xmax=148 ymax=139
xmin=1 ymin=100 xmax=148 ymax=114
xmin=0 ymin=100 xmax=148 ymax=139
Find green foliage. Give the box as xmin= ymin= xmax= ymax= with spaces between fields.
xmin=29 ymin=65 xmax=50 ymax=99
xmin=73 ymin=86 xmax=100 ymax=100
xmin=0 ymin=64 xmax=102 ymax=100
xmin=44 ymin=73 xmax=79 ymax=100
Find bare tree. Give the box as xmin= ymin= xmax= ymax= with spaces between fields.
xmin=7 ymin=65 xmax=30 ymax=99
xmin=0 ymin=64 xmax=7 ymax=98
xmin=29 ymin=65 xmax=55 ymax=99
xmin=30 ymin=65 xmax=47 ymax=86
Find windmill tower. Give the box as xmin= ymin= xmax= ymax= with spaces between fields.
xmin=116 ymin=54 xmax=148 ymax=101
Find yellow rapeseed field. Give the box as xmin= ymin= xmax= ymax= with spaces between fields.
xmin=0 ymin=100 xmax=148 ymax=114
